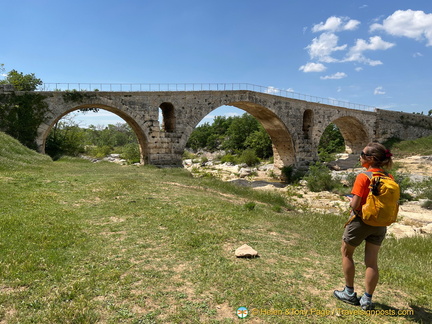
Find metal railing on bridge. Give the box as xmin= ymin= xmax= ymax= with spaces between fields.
xmin=38 ymin=82 xmax=376 ymax=112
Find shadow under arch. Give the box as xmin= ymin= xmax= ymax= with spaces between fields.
xmin=330 ymin=116 xmax=369 ymax=154
xmin=40 ymin=104 xmax=149 ymax=164
xmin=220 ymin=101 xmax=296 ymax=168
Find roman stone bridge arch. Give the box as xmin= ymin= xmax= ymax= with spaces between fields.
xmin=4 ymin=86 xmax=432 ymax=170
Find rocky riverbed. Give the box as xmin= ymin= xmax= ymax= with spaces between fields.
xmin=183 ymin=154 xmax=432 ymax=239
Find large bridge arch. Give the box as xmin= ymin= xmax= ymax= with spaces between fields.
xmin=37 ymin=103 xmax=150 ymax=164
xmin=230 ymin=101 xmax=295 ymax=167
xmin=182 ymin=100 xmax=296 ymax=168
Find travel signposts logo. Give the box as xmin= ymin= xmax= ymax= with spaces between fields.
xmin=236 ymin=307 xmax=249 ymax=318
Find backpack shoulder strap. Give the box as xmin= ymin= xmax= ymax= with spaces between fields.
xmin=362 ymin=171 xmax=373 ymax=179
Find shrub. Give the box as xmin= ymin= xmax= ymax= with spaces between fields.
xmin=422 ymin=200 xmax=432 ymax=210
xmin=120 ymin=143 xmax=140 ymax=164
xmin=281 ymin=165 xmax=305 ymax=184
xmin=392 ymin=171 xmax=414 ymax=203
xmin=238 ymin=149 xmax=260 ymax=167
xmin=220 ymin=153 xmax=237 ymax=164
xmin=86 ymin=145 xmax=112 ymax=158
xmin=304 ymin=162 xmax=340 ymax=192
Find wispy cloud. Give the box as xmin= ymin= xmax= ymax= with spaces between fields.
xmin=265 ymin=86 xmax=280 ymax=94
xmin=344 ymin=36 xmax=395 ymax=66
xmin=299 ymin=62 xmax=327 ymax=73
xmin=312 ymin=16 xmax=360 ymax=33
xmin=374 ymin=86 xmax=386 ymax=95
xmin=320 ymin=72 xmax=347 ymax=80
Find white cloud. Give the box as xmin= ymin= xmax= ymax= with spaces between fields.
xmin=344 ymin=36 xmax=395 ymax=65
xmin=225 ymin=112 xmax=241 ymax=118
xmin=265 ymin=86 xmax=280 ymax=94
xmin=370 ymin=9 xmax=432 ymax=46
xmin=355 ymin=67 xmax=363 ymax=71
xmin=306 ymin=32 xmax=347 ymax=62
xmin=374 ymin=86 xmax=386 ymax=95
xmin=312 ymin=16 xmax=360 ymax=33
xmin=413 ymin=52 xmax=423 ymax=57
xmin=320 ymin=72 xmax=347 ymax=80
xmin=299 ymin=62 xmax=327 ymax=72
xmin=286 ymin=88 xmax=295 ymax=92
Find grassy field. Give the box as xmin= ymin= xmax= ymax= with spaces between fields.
xmin=0 ymin=132 xmax=431 ymax=323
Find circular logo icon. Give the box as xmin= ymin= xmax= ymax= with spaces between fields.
xmin=237 ymin=307 xmax=249 ymax=318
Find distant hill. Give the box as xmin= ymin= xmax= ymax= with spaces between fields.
xmin=0 ymin=131 xmax=52 ymax=170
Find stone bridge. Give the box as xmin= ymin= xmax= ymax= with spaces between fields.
xmin=4 ymin=84 xmax=432 ymax=170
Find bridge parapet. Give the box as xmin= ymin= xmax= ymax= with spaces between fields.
xmin=38 ymin=82 xmax=376 ymax=112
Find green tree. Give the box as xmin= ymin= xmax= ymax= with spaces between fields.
xmin=45 ymin=115 xmax=86 ymax=159
xmin=0 ymin=69 xmax=42 ymax=91
xmin=222 ymin=113 xmax=260 ymax=153
xmin=186 ymin=123 xmax=213 ymax=151
xmin=244 ymin=125 xmax=272 ymax=159
xmin=318 ymin=123 xmax=345 ymax=161
xmin=0 ymin=92 xmax=49 ymax=149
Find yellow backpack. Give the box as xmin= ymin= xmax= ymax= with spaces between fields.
xmin=361 ymin=171 xmax=400 ymax=226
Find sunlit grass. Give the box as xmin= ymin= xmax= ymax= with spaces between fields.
xmin=0 ymin=132 xmax=431 ymax=323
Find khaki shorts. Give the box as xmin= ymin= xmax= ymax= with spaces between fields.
xmin=343 ymin=217 xmax=387 ymax=247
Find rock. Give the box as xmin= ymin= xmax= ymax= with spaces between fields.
xmin=420 ymin=223 xmax=432 ymax=234
xmin=387 ymin=223 xmax=418 ymax=239
xmin=239 ymin=168 xmax=252 ymax=178
xmin=235 ymin=244 xmax=259 ymax=258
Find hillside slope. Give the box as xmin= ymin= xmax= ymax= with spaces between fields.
xmin=0 ymin=131 xmax=52 ymax=170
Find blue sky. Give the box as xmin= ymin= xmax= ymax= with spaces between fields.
xmin=1 ymin=0 xmax=432 ymax=127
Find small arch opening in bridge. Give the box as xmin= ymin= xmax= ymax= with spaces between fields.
xmin=318 ymin=117 xmax=369 ymax=168
xmin=43 ymin=107 xmax=146 ymax=164
xmin=159 ymin=102 xmax=176 ymax=132
xmin=302 ymin=109 xmax=313 ymax=139
xmin=318 ymin=123 xmax=345 ymax=160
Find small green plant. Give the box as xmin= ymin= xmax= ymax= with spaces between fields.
xmin=182 ymin=150 xmax=197 ymax=160
xmin=271 ymin=205 xmax=282 ymax=213
xmin=243 ymin=201 xmax=256 ymax=210
xmin=86 ymin=145 xmax=113 ymax=158
xmin=422 ymin=200 xmax=432 ymax=210
xmin=220 ymin=153 xmax=237 ymax=164
xmin=392 ymin=171 xmax=414 ymax=203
